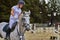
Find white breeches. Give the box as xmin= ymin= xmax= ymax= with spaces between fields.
xmin=9 ymin=17 xmax=18 ymax=29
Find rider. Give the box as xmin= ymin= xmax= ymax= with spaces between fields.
xmin=7 ymin=1 xmax=25 ymax=32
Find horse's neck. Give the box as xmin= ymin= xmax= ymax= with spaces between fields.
xmin=19 ymin=13 xmax=23 ymax=20
xmin=18 ymin=13 xmax=25 ymax=33
xmin=18 ymin=13 xmax=23 ymax=30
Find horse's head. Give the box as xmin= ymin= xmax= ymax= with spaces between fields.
xmin=18 ymin=10 xmax=31 ymax=31
xmin=23 ymin=10 xmax=31 ymax=30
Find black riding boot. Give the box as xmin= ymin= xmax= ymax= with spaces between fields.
xmin=5 ymin=27 xmax=11 ymax=40
xmin=6 ymin=33 xmax=10 ymax=40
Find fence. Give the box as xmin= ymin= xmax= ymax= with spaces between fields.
xmin=30 ymin=23 xmax=60 ymax=40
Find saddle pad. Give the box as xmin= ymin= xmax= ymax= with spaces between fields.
xmin=3 ymin=21 xmax=17 ymax=32
xmin=3 ymin=24 xmax=9 ymax=32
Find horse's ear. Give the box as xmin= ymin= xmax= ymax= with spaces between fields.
xmin=23 ymin=11 xmax=25 ymax=14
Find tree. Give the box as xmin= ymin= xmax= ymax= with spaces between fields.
xmin=47 ymin=0 xmax=60 ymax=25
xmin=0 ymin=0 xmax=18 ymax=22
xmin=0 ymin=0 xmax=60 ymax=23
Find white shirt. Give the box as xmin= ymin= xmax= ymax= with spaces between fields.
xmin=10 ymin=5 xmax=22 ymax=20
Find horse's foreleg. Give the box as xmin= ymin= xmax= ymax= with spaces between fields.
xmin=19 ymin=25 xmax=25 ymax=40
xmin=19 ymin=32 xmax=25 ymax=40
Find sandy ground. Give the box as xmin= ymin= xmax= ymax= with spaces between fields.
xmin=0 ymin=38 xmax=4 ymax=40
xmin=25 ymin=30 xmax=59 ymax=40
xmin=25 ymin=27 xmax=60 ymax=40
xmin=0 ymin=27 xmax=60 ymax=40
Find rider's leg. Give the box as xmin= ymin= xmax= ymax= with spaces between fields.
xmin=9 ymin=19 xmax=15 ymax=29
xmin=9 ymin=18 xmax=18 ymax=32
xmin=5 ymin=18 xmax=17 ymax=40
xmin=5 ymin=19 xmax=15 ymax=33
xmin=5 ymin=19 xmax=14 ymax=34
xmin=11 ymin=21 xmax=17 ymax=32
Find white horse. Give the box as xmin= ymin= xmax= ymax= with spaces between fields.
xmin=0 ymin=10 xmax=31 ymax=40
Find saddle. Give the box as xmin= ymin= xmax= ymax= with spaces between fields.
xmin=3 ymin=24 xmax=10 ymax=32
xmin=3 ymin=21 xmax=18 ymax=33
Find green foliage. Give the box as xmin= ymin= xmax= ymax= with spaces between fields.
xmin=0 ymin=0 xmax=18 ymax=22
xmin=0 ymin=0 xmax=60 ymax=23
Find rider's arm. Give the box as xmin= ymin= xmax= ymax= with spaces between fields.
xmin=11 ymin=8 xmax=14 ymax=16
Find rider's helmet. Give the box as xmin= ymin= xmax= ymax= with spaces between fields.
xmin=18 ymin=1 xmax=25 ymax=5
